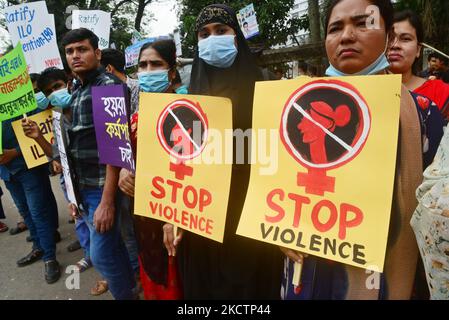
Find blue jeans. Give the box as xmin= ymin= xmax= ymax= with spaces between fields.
xmin=75 ymin=217 xmax=90 ymax=260
xmin=116 ymin=190 xmax=139 ymax=274
xmin=4 ymin=165 xmax=58 ymax=261
xmin=79 ymin=187 xmax=135 ymax=300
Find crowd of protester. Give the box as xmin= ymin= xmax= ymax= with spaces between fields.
xmin=0 ymin=0 xmax=448 ymax=300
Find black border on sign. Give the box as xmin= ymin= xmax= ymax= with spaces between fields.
xmin=280 ymin=79 xmax=372 ymax=170
xmin=156 ymin=98 xmax=209 ymax=161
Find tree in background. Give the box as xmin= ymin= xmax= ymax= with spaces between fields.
xmin=178 ymin=0 xmax=301 ymax=56
xmin=0 ymin=0 xmax=157 ymax=50
xmin=395 ymin=0 xmax=449 ymax=54
xmin=307 ymin=0 xmax=321 ymax=43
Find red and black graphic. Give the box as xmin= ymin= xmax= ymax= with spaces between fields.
xmin=157 ymin=99 xmax=209 ymax=180
xmin=280 ymin=80 xmax=371 ymax=196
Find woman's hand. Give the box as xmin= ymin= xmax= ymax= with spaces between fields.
xmin=163 ymin=223 xmax=184 ymax=257
xmin=279 ymin=246 xmax=307 ymax=263
xmin=118 ymin=168 xmax=135 ymax=197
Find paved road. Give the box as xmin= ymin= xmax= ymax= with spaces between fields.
xmin=0 ymin=176 xmax=113 ymax=300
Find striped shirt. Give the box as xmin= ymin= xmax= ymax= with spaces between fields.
xmin=68 ymin=67 xmax=122 ymax=189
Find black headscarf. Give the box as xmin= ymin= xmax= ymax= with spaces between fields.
xmin=189 ymin=4 xmax=262 ymax=132
xmin=180 ymin=5 xmax=283 ymax=300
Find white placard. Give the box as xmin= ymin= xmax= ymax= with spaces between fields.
xmin=53 ymin=110 xmax=78 ymax=208
xmin=237 ymin=3 xmax=260 ymax=39
xmin=72 ymin=10 xmax=111 ymax=49
xmin=5 ymin=1 xmax=63 ymax=73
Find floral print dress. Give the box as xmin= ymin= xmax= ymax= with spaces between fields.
xmin=411 ymin=127 xmax=449 ymax=299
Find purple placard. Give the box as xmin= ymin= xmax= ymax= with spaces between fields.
xmin=92 ymin=84 xmax=135 ymax=171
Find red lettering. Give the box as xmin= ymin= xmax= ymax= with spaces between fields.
xmin=288 ymin=193 xmax=311 ymax=228
xmin=173 ymin=207 xmax=180 ymax=224
xmin=266 ymin=189 xmax=285 ymax=223
xmin=163 ymin=205 xmax=174 ymax=220
xmin=166 ymin=179 xmax=182 ymax=203
xmin=181 ymin=210 xmax=189 ymax=227
xmin=150 ymin=178 xmax=213 ymax=212
xmin=45 ymin=58 xmax=61 ymax=68
xmin=199 ymin=217 xmax=207 ymax=232
xmin=311 ymin=200 xmax=338 ymax=233
xmin=183 ymin=185 xmax=198 ymax=209
xmin=339 ymin=203 xmax=364 ymax=240
xmin=199 ymin=189 xmax=212 ymax=212
xmin=149 ymin=201 xmax=158 ymax=215
xmin=189 ymin=213 xmax=198 ymax=230
xmin=151 ymin=177 xmax=165 ymax=199
xmin=205 ymin=219 xmax=213 ymax=235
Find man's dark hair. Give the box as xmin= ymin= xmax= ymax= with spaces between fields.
xmin=324 ymin=0 xmax=394 ymax=37
xmin=61 ymin=28 xmax=99 ymax=50
xmin=428 ymin=52 xmax=437 ymax=62
xmin=101 ymin=48 xmax=126 ymax=74
xmin=393 ymin=10 xmax=424 ymax=44
xmin=426 ymin=52 xmax=448 ymax=65
xmin=37 ymin=68 xmax=68 ymax=92
xmin=138 ymin=39 xmax=177 ymax=69
xmin=435 ymin=53 xmax=449 ymax=66
xmin=30 ymin=73 xmax=40 ymax=84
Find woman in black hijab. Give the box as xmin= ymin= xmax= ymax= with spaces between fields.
xmin=174 ymin=4 xmax=283 ymax=299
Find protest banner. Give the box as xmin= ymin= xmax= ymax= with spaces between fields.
xmin=11 ymin=110 xmax=53 ymax=169
xmin=134 ymin=94 xmax=233 ymax=243
xmin=173 ymin=29 xmax=182 ymax=57
xmin=237 ymin=75 xmax=403 ymax=272
xmin=72 ymin=10 xmax=111 ymax=49
xmin=53 ymin=110 xmax=78 ymax=208
xmin=125 ymin=38 xmax=155 ymax=68
xmin=92 ymin=84 xmax=135 ymax=171
xmin=0 ymin=123 xmax=2 ymax=154
xmin=0 ymin=44 xmax=37 ymax=121
xmin=237 ymin=3 xmax=259 ymax=39
xmin=131 ymin=29 xmax=143 ymax=45
xmin=124 ymin=36 xmax=170 ymax=68
xmin=5 ymin=1 xmax=63 ymax=73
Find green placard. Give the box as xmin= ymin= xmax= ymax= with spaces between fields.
xmin=0 ymin=122 xmax=2 ymax=155
xmin=0 ymin=43 xmax=37 ymax=121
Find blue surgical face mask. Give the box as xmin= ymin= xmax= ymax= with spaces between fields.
xmin=175 ymin=85 xmax=188 ymax=95
xmin=198 ymin=35 xmax=238 ymax=68
xmin=138 ymin=70 xmax=170 ymax=93
xmin=35 ymin=92 xmax=49 ymax=110
xmin=48 ymin=88 xmax=72 ymax=109
xmin=326 ymin=38 xmax=390 ymax=76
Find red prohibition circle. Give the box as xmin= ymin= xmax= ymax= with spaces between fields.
xmin=156 ymin=99 xmax=209 ymax=161
xmin=280 ymin=79 xmax=372 ymax=170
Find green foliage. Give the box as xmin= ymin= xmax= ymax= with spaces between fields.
xmin=44 ymin=0 xmax=133 ymax=50
xmin=394 ymin=0 xmax=449 ymax=54
xmin=1 ymin=0 xmax=142 ymax=52
xmin=178 ymin=0 xmax=301 ymax=55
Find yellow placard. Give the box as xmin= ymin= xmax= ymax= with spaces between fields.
xmin=134 ymin=93 xmax=233 ymax=243
xmin=237 ymin=75 xmax=403 ymax=272
xmin=12 ymin=110 xmax=54 ymax=169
